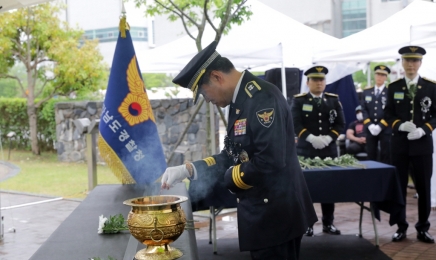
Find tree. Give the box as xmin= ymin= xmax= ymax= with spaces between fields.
xmin=133 ymin=0 xmax=252 ymax=51
xmin=0 ymin=3 xmax=108 ymax=155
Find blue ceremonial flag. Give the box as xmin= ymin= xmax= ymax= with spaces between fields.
xmin=98 ymin=17 xmax=167 ymax=185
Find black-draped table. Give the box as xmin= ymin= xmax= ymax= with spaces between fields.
xmin=303 ymin=160 xmax=404 ymax=246
xmin=30 ymin=183 xmax=199 ymax=260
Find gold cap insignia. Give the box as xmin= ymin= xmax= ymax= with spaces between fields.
xmin=380 ymin=66 xmax=386 ymax=70
xmin=316 ymin=67 xmax=324 ymax=72
xmin=409 ymin=47 xmax=418 ymax=53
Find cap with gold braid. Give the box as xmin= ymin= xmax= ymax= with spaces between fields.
xmin=172 ymin=41 xmax=221 ymax=104
xmin=374 ymin=65 xmax=391 ymax=75
xmin=399 ymin=45 xmax=426 ymax=59
xmin=304 ymin=66 xmax=328 ymax=79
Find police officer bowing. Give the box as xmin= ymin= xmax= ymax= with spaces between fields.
xmin=385 ymin=46 xmax=436 ymax=243
xmin=362 ymin=65 xmax=391 ymax=164
xmin=161 ymin=41 xmax=318 ymax=259
xmin=291 ymin=66 xmax=345 ymax=237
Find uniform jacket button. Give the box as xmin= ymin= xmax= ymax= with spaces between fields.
xmin=237 ymin=198 xmax=239 ymax=203
xmin=264 ymin=198 xmax=268 ymax=203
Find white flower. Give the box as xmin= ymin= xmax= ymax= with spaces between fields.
xmin=98 ymin=215 xmax=108 ymax=234
xmin=324 ymin=157 xmax=332 ymax=161
xmin=314 ymin=156 xmax=321 ymax=160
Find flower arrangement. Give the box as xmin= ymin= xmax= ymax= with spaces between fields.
xmin=298 ymin=154 xmax=366 ymax=169
xmin=98 ymin=214 xmax=129 ymax=234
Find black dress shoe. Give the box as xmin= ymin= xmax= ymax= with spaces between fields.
xmin=417 ymin=231 xmax=435 ymax=243
xmin=305 ymin=226 xmax=314 ymax=237
xmin=322 ymin=224 xmax=341 ymax=235
xmin=392 ymin=230 xmax=407 ymax=242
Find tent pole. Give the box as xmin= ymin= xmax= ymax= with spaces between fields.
xmin=367 ymin=62 xmax=371 ymax=88
xmin=280 ymin=43 xmax=287 ymax=99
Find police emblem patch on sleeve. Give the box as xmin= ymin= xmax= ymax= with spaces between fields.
xmin=257 ymin=108 xmax=274 ymax=128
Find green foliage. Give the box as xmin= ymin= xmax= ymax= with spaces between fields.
xmin=142 ymin=73 xmax=175 ymax=89
xmin=0 ymin=78 xmax=19 ymax=97
xmin=298 ymin=154 xmax=366 ymax=169
xmin=353 ymin=62 xmax=395 ymax=91
xmin=0 ymin=98 xmax=55 ymax=151
xmin=101 ymin=214 xmax=129 ymax=234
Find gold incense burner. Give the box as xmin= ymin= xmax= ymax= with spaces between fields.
xmin=123 ymin=195 xmax=188 ymax=260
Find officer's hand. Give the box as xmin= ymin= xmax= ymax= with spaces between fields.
xmin=161 ymin=164 xmax=190 ymax=190
xmin=407 ymin=127 xmax=426 ymax=140
xmin=368 ymin=124 xmax=376 ymax=135
xmin=372 ymin=125 xmax=382 ymax=136
xmin=399 ymin=122 xmax=417 ymax=132
xmin=320 ymin=135 xmax=333 ymax=146
xmin=312 ymin=136 xmax=326 ymax=149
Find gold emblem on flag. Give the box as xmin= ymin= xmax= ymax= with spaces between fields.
xmin=119 ymin=56 xmax=155 ymax=126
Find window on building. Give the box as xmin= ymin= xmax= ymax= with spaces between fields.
xmin=342 ymin=0 xmax=367 ymax=37
xmin=83 ymin=27 xmax=148 ymax=42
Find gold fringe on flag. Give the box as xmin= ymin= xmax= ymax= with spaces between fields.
xmin=97 ymin=134 xmax=136 ymax=184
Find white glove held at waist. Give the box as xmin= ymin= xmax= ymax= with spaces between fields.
xmin=372 ymin=125 xmax=382 ymax=136
xmin=399 ymin=122 xmax=417 ymax=132
xmin=407 ymin=127 xmax=425 ymax=140
xmin=307 ymin=134 xmax=326 ymax=149
xmin=320 ymin=135 xmax=333 ymax=146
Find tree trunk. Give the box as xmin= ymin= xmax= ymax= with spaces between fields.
xmin=27 ymin=102 xmax=40 ymax=155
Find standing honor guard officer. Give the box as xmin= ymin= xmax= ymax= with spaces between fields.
xmin=291 ymin=66 xmax=345 ymax=237
xmin=161 ymin=41 xmax=318 ymax=259
xmin=361 ymin=65 xmax=392 ymax=164
xmin=385 ymin=45 xmax=436 ymax=243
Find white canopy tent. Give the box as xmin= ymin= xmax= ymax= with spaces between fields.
xmin=313 ymin=0 xmax=436 ymax=79
xmin=0 ymin=0 xmax=52 ymax=12
xmin=136 ymin=0 xmax=360 ymax=93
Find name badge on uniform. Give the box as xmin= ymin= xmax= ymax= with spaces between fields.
xmin=234 ymin=119 xmax=247 ymax=136
xmin=302 ymin=104 xmax=313 ymax=112
xmin=394 ymin=92 xmax=404 ymax=100
xmin=365 ymin=96 xmax=372 ymax=102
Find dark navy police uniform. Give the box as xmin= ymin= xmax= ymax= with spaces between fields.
xmin=361 ymin=65 xmax=392 ymax=164
xmin=291 ymin=91 xmax=345 ymax=227
xmin=172 ymin=41 xmax=318 ymax=258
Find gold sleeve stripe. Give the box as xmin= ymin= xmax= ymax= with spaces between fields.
xmin=331 ymin=130 xmax=339 ymax=136
xmin=298 ymin=128 xmax=307 ymax=138
xmin=426 ymin=123 xmax=433 ymax=131
xmin=203 ymin=157 xmax=216 ymax=167
xmin=392 ymin=119 xmax=401 ymax=128
xmin=232 ymin=165 xmax=252 ymax=190
xmin=380 ymin=119 xmax=388 ymax=127
xmin=363 ymin=119 xmax=370 ymax=125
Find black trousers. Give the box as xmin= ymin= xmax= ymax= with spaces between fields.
xmin=250 ymin=236 xmax=303 ymax=260
xmin=346 ymin=141 xmax=366 ymax=155
xmin=392 ymin=153 xmax=432 ymax=232
xmin=366 ymin=132 xmax=391 ymax=164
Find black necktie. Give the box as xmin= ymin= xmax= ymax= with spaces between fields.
xmin=314 ymin=97 xmax=321 ymax=107
xmin=375 ymin=88 xmax=380 ymax=98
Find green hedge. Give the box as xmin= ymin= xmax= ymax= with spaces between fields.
xmin=0 ymin=98 xmax=56 ymax=151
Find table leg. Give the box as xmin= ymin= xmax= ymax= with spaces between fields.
xmin=370 ymin=203 xmax=379 ymax=247
xmin=358 ymin=202 xmax=364 ymax=238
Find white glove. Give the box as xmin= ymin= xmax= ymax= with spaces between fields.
xmin=407 ymin=127 xmax=426 ymax=140
xmin=399 ymin=122 xmax=417 ymax=132
xmin=368 ymin=124 xmax=376 ymax=136
xmin=372 ymin=125 xmax=382 ymax=136
xmin=161 ymin=164 xmax=191 ymax=189
xmin=306 ymin=134 xmax=326 ymax=149
xmin=320 ymin=135 xmax=333 ymax=146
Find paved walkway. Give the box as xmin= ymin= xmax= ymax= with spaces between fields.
xmin=1 ymin=159 xmax=436 ymax=259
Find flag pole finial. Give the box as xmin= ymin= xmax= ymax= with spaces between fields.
xmin=119 ymin=3 xmax=129 ymax=38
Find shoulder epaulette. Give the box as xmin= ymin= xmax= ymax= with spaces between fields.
xmin=390 ymin=78 xmax=402 ymax=84
xmin=293 ymin=92 xmax=307 ymax=98
xmin=244 ymin=80 xmax=262 ymax=98
xmin=364 ymin=86 xmax=374 ymax=90
xmin=325 ymin=92 xmax=338 ymax=97
xmin=423 ymin=77 xmax=436 ymax=84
